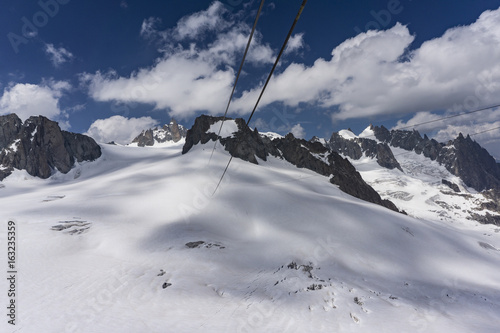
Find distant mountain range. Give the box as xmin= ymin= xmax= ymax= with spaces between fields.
xmin=1 ymin=113 xmax=499 ymax=225
xmin=2 ymin=113 xmax=500 ymax=331
xmin=327 ymin=126 xmax=500 ymax=225
xmin=329 ymin=125 xmax=500 ymax=193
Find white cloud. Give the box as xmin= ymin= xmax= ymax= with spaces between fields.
xmin=393 ymin=111 xmax=446 ymax=132
xmin=0 ymin=81 xmax=71 ymax=123
xmin=140 ymin=17 xmax=162 ymax=39
xmin=140 ymin=2 xmax=229 ymax=43
xmin=285 ymin=33 xmax=305 ymax=54
xmin=290 ymin=123 xmax=305 ymax=139
xmin=231 ymin=7 xmax=500 ymax=122
xmin=65 ymin=103 xmax=86 ymax=113
xmin=45 ymin=43 xmax=74 ymax=67
xmin=174 ymin=1 xmax=227 ymax=40
xmin=81 ymin=54 xmax=234 ymax=119
xmin=83 ymin=1 xmax=276 ymax=119
xmin=85 ymin=116 xmax=158 ymax=144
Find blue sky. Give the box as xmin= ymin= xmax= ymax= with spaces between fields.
xmin=1 ymin=0 xmax=500 ymax=158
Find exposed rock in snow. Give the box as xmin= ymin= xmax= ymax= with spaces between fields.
xmin=131 ymin=118 xmax=187 ymax=147
xmin=371 ymin=126 xmax=500 ymax=192
xmin=0 ymin=114 xmax=101 ymax=180
xmin=182 ymin=115 xmax=399 ymax=212
xmin=327 ymin=124 xmax=500 ymax=225
xmin=328 ymin=130 xmax=402 ymax=171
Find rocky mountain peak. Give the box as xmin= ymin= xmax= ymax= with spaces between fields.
xmin=328 ymin=130 xmax=402 ymax=172
xmin=131 ymin=118 xmax=187 ymax=147
xmin=440 ymin=132 xmax=500 ymax=191
xmin=362 ymin=125 xmax=500 ymax=192
xmin=0 ymin=114 xmax=101 ymax=180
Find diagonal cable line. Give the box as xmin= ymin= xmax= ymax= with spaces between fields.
xmin=351 ymin=103 xmax=500 ymax=142
xmin=395 ymin=103 xmax=500 ymax=132
xmin=208 ymin=0 xmax=266 ymax=164
xmin=470 ymin=125 xmax=500 ymax=137
xmin=213 ymin=0 xmax=308 ymax=195
xmin=246 ymin=0 xmax=308 ymax=127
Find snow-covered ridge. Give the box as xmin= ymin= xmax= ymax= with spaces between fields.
xmin=328 ymin=125 xmax=500 ymax=225
xmin=351 ymin=146 xmax=497 ymax=224
xmin=260 ymin=131 xmax=284 ymax=140
xmin=337 ymin=126 xmax=375 ymax=140
xmin=338 ymin=129 xmax=357 ymax=140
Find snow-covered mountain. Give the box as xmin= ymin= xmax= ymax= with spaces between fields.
xmin=328 ymin=125 xmax=500 ymax=226
xmin=129 ymin=119 xmax=187 ymax=147
xmin=1 ymin=114 xmax=500 ymax=332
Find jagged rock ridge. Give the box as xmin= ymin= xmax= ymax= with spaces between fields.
xmin=329 ymin=125 xmax=500 ymax=193
xmin=131 ymin=119 xmax=187 ymax=146
xmin=371 ymin=125 xmax=500 ymax=192
xmin=328 ymin=130 xmax=402 ymax=171
xmin=182 ymin=115 xmax=399 ymax=212
xmin=328 ymin=125 xmax=500 ymax=225
xmin=0 ymin=114 xmax=101 ymax=180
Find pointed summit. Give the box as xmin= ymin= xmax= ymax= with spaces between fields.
xmin=131 ymin=120 xmax=187 ymax=146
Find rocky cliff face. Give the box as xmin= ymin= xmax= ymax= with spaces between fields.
xmin=0 ymin=114 xmax=101 ymax=180
xmin=132 ymin=119 xmax=187 ymax=146
xmin=371 ymin=126 xmax=500 ymax=192
xmin=329 ymin=125 xmax=500 ymax=193
xmin=182 ymin=115 xmax=399 ymax=212
xmin=328 ymin=131 xmax=402 ymax=171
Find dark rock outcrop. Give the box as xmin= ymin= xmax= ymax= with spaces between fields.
xmin=182 ymin=115 xmax=400 ymax=212
xmin=132 ymin=119 xmax=187 ymax=147
xmin=182 ymin=115 xmax=221 ymax=154
xmin=442 ymin=179 xmax=460 ymax=192
xmin=133 ymin=129 xmax=155 ymax=147
xmin=372 ymin=126 xmax=500 ymax=192
xmin=328 ymin=130 xmax=402 ymax=171
xmin=468 ymin=212 xmax=500 ymax=226
xmin=0 ymin=114 xmax=22 ymax=150
xmin=182 ymin=115 xmax=278 ymax=163
xmin=436 ymin=134 xmax=500 ymax=192
xmin=0 ymin=114 xmax=101 ymax=180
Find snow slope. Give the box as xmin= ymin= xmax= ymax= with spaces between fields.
xmin=333 ymin=126 xmax=499 ymax=226
xmin=352 ymin=149 xmax=496 ymax=226
xmin=1 ymin=141 xmax=500 ymax=333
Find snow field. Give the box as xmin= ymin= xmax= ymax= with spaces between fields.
xmin=0 ymin=140 xmax=499 ymax=332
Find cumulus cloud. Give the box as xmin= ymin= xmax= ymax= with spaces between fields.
xmin=0 ymin=81 xmax=71 ymax=123
xmin=140 ymin=3 xmax=228 ymax=43
xmin=231 ymin=7 xmax=500 ymax=121
xmin=45 ymin=43 xmax=74 ymax=67
xmin=82 ymin=1 xmax=275 ymax=119
xmin=290 ymin=123 xmax=306 ymax=139
xmin=285 ymin=33 xmax=305 ymax=54
xmin=173 ymin=1 xmax=227 ymax=40
xmin=85 ymin=115 xmax=158 ymax=144
xmin=81 ymin=55 xmax=234 ymax=119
